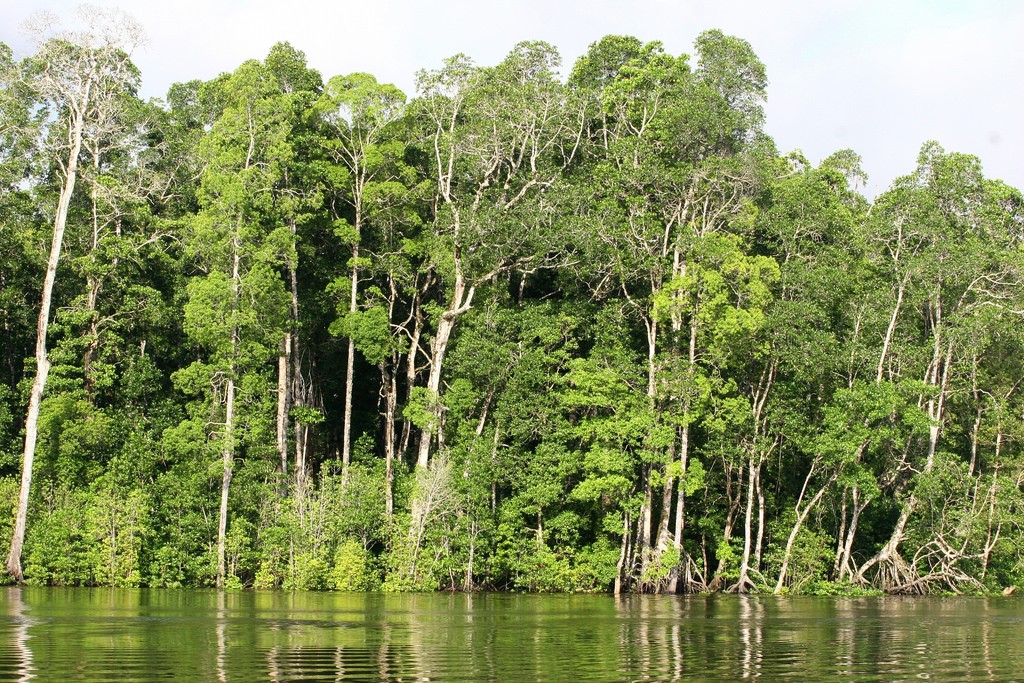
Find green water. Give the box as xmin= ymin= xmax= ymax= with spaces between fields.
xmin=1 ymin=587 xmax=1021 ymax=681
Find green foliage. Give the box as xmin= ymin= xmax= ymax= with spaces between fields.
xmin=403 ymin=387 xmax=439 ymax=431
xmin=0 ymin=26 xmax=1021 ymax=599
xmin=85 ymin=485 xmax=150 ymax=588
xmin=801 ymin=581 xmax=884 ymax=597
xmin=643 ymin=545 xmax=681 ymax=584
xmin=286 ymin=551 xmax=330 ymax=591
xmin=329 ymin=305 xmax=396 ymax=365
xmin=24 ymin=488 xmax=93 ymax=586
xmin=329 ymin=539 xmax=379 ymax=591
xmin=766 ymin=514 xmax=835 ymax=591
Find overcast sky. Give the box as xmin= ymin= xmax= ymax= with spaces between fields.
xmin=2 ymin=0 xmax=1021 ymax=198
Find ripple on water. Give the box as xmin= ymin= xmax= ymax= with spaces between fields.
xmin=3 ymin=591 xmax=1024 ymax=682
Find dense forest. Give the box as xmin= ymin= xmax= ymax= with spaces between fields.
xmin=1 ymin=8 xmax=1022 ymax=595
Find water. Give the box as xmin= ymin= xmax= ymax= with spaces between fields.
xmin=1 ymin=587 xmax=1021 ymax=681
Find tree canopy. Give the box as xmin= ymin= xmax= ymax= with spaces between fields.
xmin=1 ymin=20 xmax=1022 ymax=595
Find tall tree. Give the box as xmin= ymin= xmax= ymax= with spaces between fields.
xmin=6 ymin=7 xmax=143 ymax=581
xmin=263 ymin=42 xmax=324 ymax=487
xmin=855 ymin=143 xmax=1024 ymax=591
xmin=566 ymin=31 xmax=770 ymax=592
xmin=321 ymin=71 xmax=406 ymax=470
xmin=412 ymin=42 xmax=582 ymax=472
xmin=181 ymin=59 xmax=292 ymax=587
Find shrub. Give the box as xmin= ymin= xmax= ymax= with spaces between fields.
xmin=328 ymin=539 xmax=378 ymax=591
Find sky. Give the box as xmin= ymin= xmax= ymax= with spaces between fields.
xmin=1 ymin=0 xmax=1021 ymax=199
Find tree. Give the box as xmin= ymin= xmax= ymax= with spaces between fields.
xmin=180 ymin=58 xmax=292 ymax=587
xmin=6 ymin=6 xmax=143 ymax=581
xmin=855 ymin=143 xmax=1024 ymax=591
xmin=750 ymin=151 xmax=869 ymax=593
xmin=411 ymin=42 xmax=583 ymax=471
xmin=565 ymin=31 xmax=771 ymax=592
xmin=321 ymin=71 xmax=406 ymax=470
xmin=262 ymin=42 xmax=324 ymax=488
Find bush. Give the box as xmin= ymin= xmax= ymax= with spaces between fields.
xmin=802 ymin=580 xmax=883 ymax=597
xmin=23 ymin=488 xmax=92 ymax=586
xmin=285 ymin=551 xmax=330 ymax=591
xmin=328 ymin=539 xmax=378 ymax=591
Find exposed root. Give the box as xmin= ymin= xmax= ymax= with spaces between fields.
xmin=860 ymin=536 xmax=986 ymax=595
xmin=727 ymin=568 xmax=767 ymax=594
xmin=869 ymin=552 xmax=921 ymax=594
xmin=635 ymin=551 xmax=710 ymax=594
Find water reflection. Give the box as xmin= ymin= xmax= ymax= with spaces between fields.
xmin=3 ymin=589 xmax=34 ymax=682
xmin=739 ymin=596 xmax=763 ymax=678
xmin=1 ymin=589 xmax=1022 ymax=681
xmin=216 ymin=590 xmax=227 ymax=682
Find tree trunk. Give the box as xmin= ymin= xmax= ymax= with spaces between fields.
xmin=876 ymin=279 xmax=905 ymax=383
xmin=836 ymin=486 xmax=870 ymax=581
xmin=637 ymin=466 xmax=654 ymax=585
xmin=287 ymin=226 xmax=306 ymax=490
xmin=645 ymin=316 xmax=657 ymax=400
xmin=667 ymin=424 xmax=690 ymax=593
xmin=415 ymin=270 xmax=474 ymax=470
xmin=980 ymin=435 xmax=1003 ymax=580
xmin=711 ymin=460 xmax=743 ymax=588
xmin=216 ymin=372 xmax=236 ymax=588
xmin=465 ymin=521 xmax=476 ymax=592
xmin=774 ymin=466 xmax=837 ymax=593
xmin=833 ymin=489 xmax=848 ymax=578
xmin=277 ymin=335 xmax=291 ymax=476
xmin=399 ymin=294 xmax=423 ymax=459
xmin=614 ymin=511 xmax=631 ymax=595
xmin=667 ymin=316 xmax=698 ymax=592
xmin=381 ymin=360 xmax=397 ymax=519
xmin=82 ymin=148 xmax=104 ymax=399
xmin=654 ymin=474 xmax=674 ymax=552
xmin=653 ymin=437 xmax=676 ymax=593
xmin=637 ymin=314 xmax=662 ymax=588
xmin=216 ymin=239 xmax=241 ymax=589
xmin=735 ymin=361 xmax=775 ymax=591
xmin=736 ymin=456 xmax=758 ymax=591
xmin=754 ymin=466 xmax=766 ymax=570
xmin=416 ymin=313 xmax=455 ymax=469
xmin=968 ymin=354 xmax=982 ymax=476
xmin=342 ymin=241 xmax=359 ymax=469
xmin=6 ymin=106 xmax=87 ymax=581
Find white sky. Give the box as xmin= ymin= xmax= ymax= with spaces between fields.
xmin=2 ymin=0 xmax=1021 ymax=198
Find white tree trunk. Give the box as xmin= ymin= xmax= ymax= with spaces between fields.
xmin=774 ymin=467 xmax=837 ymax=593
xmin=415 ymin=271 xmax=472 ymax=469
xmin=667 ymin=318 xmax=697 ymax=592
xmin=614 ymin=511 xmax=630 ymax=595
xmin=289 ymin=260 xmax=306 ymax=490
xmin=416 ymin=314 xmax=455 ymax=469
xmin=6 ymin=109 xmax=86 ymax=581
xmin=876 ymin=280 xmax=905 ymax=383
xmin=216 ymin=241 xmax=241 ymax=589
xmin=277 ymin=335 xmax=291 ymax=476
xmin=382 ymin=362 xmax=397 ymax=519
xmin=342 ymin=243 xmax=359 ymax=469
xmin=736 ymin=457 xmax=758 ymax=590
xmin=216 ymin=372 xmax=236 ymax=588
